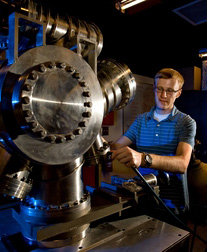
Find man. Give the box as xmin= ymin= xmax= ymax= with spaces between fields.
xmin=111 ymin=68 xmax=196 ymax=216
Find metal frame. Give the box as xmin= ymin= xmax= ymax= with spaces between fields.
xmin=8 ymin=12 xmax=46 ymax=65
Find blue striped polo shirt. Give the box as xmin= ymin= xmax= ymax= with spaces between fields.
xmin=124 ymin=105 xmax=196 ymax=212
xmin=124 ymin=105 xmax=196 ymax=176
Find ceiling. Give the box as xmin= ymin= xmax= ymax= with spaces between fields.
xmin=22 ymin=1 xmax=207 ymax=77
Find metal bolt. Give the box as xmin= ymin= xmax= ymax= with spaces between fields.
xmin=48 ymin=62 xmax=56 ymax=69
xmin=24 ymin=110 xmax=32 ymax=117
xmin=55 ymin=135 xmax=66 ymax=143
xmin=79 ymin=81 xmax=87 ymax=87
xmin=82 ymin=111 xmax=91 ymax=118
xmin=29 ymin=72 xmax=38 ymax=80
xmin=84 ymin=102 xmax=92 ymax=107
xmin=82 ymin=91 xmax=91 ymax=97
xmin=13 ymin=174 xmax=18 ymax=179
xmin=39 ymin=64 xmax=46 ymax=73
xmin=74 ymin=128 xmax=83 ymax=135
xmin=23 ymin=84 xmax=32 ymax=91
xmin=65 ymin=133 xmax=75 ymax=140
xmin=99 ymin=147 xmax=104 ymax=152
xmin=36 ymin=130 xmax=47 ymax=138
xmin=22 ymin=96 xmax=30 ymax=104
xmin=45 ymin=135 xmax=56 ymax=142
xmin=103 ymin=142 xmax=109 ymax=149
xmin=29 ymin=121 xmax=38 ymax=129
xmin=66 ymin=66 xmax=74 ymax=72
xmin=59 ymin=62 xmax=66 ymax=69
xmin=79 ymin=121 xmax=88 ymax=127
xmin=73 ymin=72 xmax=80 ymax=79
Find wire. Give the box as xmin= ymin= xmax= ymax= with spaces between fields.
xmin=131 ymin=166 xmax=207 ymax=246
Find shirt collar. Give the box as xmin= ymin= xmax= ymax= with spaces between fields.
xmin=147 ymin=105 xmax=179 ymax=121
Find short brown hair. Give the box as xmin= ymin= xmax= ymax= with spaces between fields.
xmin=154 ymin=68 xmax=184 ymax=88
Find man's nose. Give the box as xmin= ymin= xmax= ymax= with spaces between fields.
xmin=161 ymin=90 xmax=167 ymax=97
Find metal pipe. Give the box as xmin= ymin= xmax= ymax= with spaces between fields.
xmin=98 ymin=58 xmax=137 ymax=115
xmin=0 ymin=0 xmax=103 ymax=56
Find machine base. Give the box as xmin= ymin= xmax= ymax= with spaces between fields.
xmin=0 ymin=208 xmax=189 ymax=252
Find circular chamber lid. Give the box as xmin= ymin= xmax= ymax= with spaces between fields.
xmin=2 ymin=45 xmax=104 ymax=165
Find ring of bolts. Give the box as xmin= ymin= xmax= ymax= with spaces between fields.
xmin=23 ymin=191 xmax=90 ymax=211
xmin=20 ymin=61 xmax=92 ymax=144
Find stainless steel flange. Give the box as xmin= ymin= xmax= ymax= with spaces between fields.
xmin=0 ymin=45 xmax=104 ymax=165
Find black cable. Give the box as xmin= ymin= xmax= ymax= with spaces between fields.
xmin=131 ymin=166 xmax=207 ymax=246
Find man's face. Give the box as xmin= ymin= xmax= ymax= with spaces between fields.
xmin=154 ymin=78 xmax=182 ymax=114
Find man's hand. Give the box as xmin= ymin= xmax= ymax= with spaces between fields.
xmin=111 ymin=146 xmax=142 ymax=168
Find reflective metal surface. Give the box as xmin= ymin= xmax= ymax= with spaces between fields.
xmin=98 ymin=58 xmax=137 ymax=115
xmin=0 ymin=45 xmax=104 ymax=165
xmin=0 ymin=211 xmax=189 ymax=252
xmin=88 ymin=216 xmax=189 ymax=252
xmin=84 ymin=133 xmax=110 ymax=166
xmin=0 ymin=1 xmax=137 ymax=249
xmin=12 ymin=156 xmax=92 ymax=248
xmin=0 ymin=154 xmax=33 ymax=199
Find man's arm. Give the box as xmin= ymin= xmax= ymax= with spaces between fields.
xmin=112 ymin=141 xmax=192 ymax=174
xmin=110 ymin=136 xmax=133 ymax=150
xmin=149 ymin=142 xmax=192 ymax=173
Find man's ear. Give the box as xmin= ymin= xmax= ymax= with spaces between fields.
xmin=176 ymin=89 xmax=182 ymax=98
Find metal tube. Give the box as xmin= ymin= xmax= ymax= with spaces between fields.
xmin=0 ymin=0 xmax=103 ymax=56
xmin=98 ymin=58 xmax=137 ymax=115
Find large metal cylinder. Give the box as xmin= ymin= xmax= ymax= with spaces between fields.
xmin=17 ymin=157 xmax=91 ymax=248
xmin=98 ymin=58 xmax=136 ymax=116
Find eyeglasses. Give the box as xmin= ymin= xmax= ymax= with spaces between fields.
xmin=154 ymin=86 xmax=181 ymax=95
